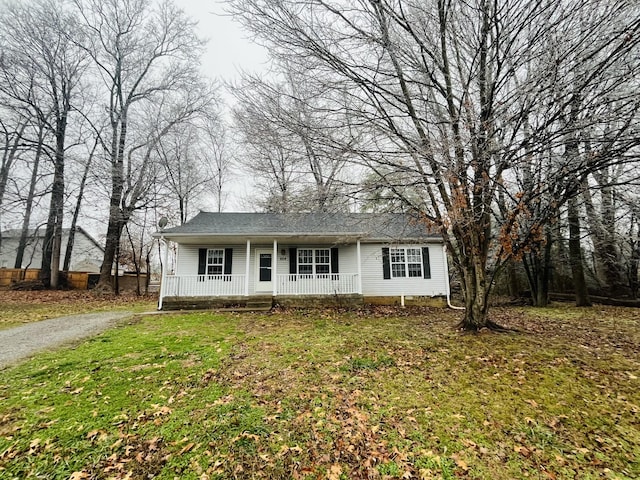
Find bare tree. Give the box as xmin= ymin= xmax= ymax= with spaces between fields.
xmin=0 ymin=117 xmax=28 ymax=222
xmin=200 ymin=117 xmax=231 ymax=214
xmin=73 ymin=0 xmax=209 ymax=291
xmin=232 ymin=79 xmax=303 ymax=212
xmin=231 ymin=71 xmax=351 ymax=213
xmin=0 ymin=0 xmax=88 ymax=287
xmin=156 ymin=119 xmax=220 ymax=224
xmin=63 ymin=136 xmax=99 ymax=271
xmin=229 ymin=0 xmax=640 ymax=329
xmin=14 ymin=121 xmax=47 ymax=269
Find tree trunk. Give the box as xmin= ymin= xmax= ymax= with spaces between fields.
xmin=41 ymin=114 xmax=67 ymax=289
xmin=97 ymin=210 xmax=123 ymax=291
xmin=582 ymin=175 xmax=625 ymax=296
xmin=126 ymin=223 xmax=141 ymax=296
xmin=533 ymin=253 xmax=548 ymax=307
xmin=630 ymin=213 xmax=639 ymax=299
xmin=15 ymin=125 xmax=44 ymax=268
xmin=523 ymin=241 xmax=552 ymax=308
xmin=455 ymin=225 xmax=492 ymax=330
xmin=97 ymin=113 xmax=127 ymax=291
xmin=460 ymin=259 xmax=490 ymax=330
xmin=568 ymin=196 xmax=591 ymax=307
xmin=536 ymin=229 xmax=553 ymax=307
xmin=63 ymin=140 xmax=96 ymax=271
xmin=145 ymin=249 xmax=151 ymax=294
xmin=506 ymin=259 xmax=520 ymax=299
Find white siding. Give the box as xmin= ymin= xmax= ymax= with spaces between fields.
xmin=70 ymin=234 xmax=103 ymax=272
xmin=175 ymin=244 xmax=247 ymax=276
xmin=360 ymin=243 xmax=447 ymax=297
xmin=173 ymin=240 xmax=448 ymax=297
xmin=0 ymin=231 xmax=102 ymax=272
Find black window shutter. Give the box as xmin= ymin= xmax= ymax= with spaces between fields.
xmin=382 ymin=247 xmax=391 ymax=279
xmin=331 ymin=247 xmax=339 ymax=278
xmin=224 ymin=248 xmax=233 ymax=274
xmin=198 ymin=248 xmax=207 ymax=275
xmin=289 ymin=247 xmax=297 ymax=275
xmin=422 ymin=247 xmax=431 ymax=279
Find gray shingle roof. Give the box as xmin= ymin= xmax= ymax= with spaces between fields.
xmin=158 ymin=212 xmax=440 ymax=241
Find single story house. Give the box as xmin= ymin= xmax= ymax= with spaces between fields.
xmin=0 ymin=227 xmax=104 ymax=272
xmin=155 ymin=212 xmax=451 ymax=310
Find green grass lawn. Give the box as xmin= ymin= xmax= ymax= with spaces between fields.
xmin=0 ymin=305 xmax=638 ymax=479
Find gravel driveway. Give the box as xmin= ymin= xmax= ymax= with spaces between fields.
xmin=0 ymin=311 xmax=134 ymax=368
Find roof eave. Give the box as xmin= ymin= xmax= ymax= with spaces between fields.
xmin=153 ymin=231 xmax=442 ymax=242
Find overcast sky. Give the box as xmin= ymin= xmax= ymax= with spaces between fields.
xmin=175 ymin=0 xmax=269 ymax=83
xmin=171 ymin=1 xmax=270 ymax=212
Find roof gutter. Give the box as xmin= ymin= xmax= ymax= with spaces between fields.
xmin=152 ymin=232 xmax=442 ymax=243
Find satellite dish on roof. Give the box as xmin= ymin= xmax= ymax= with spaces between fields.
xmin=158 ymin=217 xmax=168 ymax=230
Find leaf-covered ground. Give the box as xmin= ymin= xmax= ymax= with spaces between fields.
xmin=0 ymin=290 xmax=157 ymax=329
xmin=0 ymin=303 xmax=638 ymax=479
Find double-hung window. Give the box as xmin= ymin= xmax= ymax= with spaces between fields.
xmin=298 ymin=248 xmax=331 ymax=276
xmin=390 ymin=247 xmax=423 ymax=278
xmin=198 ymin=247 xmax=233 ymax=282
xmin=206 ymin=249 xmax=224 ymax=276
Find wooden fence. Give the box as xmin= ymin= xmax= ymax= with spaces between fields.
xmin=0 ymin=268 xmax=148 ymax=291
xmin=0 ymin=268 xmax=43 ymax=287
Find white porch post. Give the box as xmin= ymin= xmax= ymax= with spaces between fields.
xmin=158 ymin=236 xmax=169 ymax=310
xmin=272 ymin=239 xmax=278 ymax=296
xmin=245 ymin=239 xmax=251 ymax=296
xmin=356 ymin=239 xmax=362 ymax=294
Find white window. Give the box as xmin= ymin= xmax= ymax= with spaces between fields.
xmin=207 ymin=249 xmax=224 ymax=275
xmin=298 ymin=248 xmax=331 ymax=276
xmin=390 ymin=247 xmax=422 ymax=278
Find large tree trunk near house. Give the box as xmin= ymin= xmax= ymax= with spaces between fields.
xmin=41 ymin=111 xmax=68 ymax=289
xmin=460 ymin=262 xmax=490 ymax=330
xmin=568 ymin=195 xmax=591 ymax=307
xmin=453 ymin=223 xmax=496 ymax=331
xmin=97 ymin=201 xmax=124 ymax=292
xmin=41 ymin=149 xmax=65 ymax=288
xmin=97 ymin=109 xmax=127 ymax=292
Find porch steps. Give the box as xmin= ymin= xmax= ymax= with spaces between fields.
xmin=245 ymin=296 xmax=274 ymax=311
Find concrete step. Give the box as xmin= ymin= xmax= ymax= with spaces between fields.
xmin=245 ymin=296 xmax=273 ymax=311
xmin=246 ymin=302 xmax=273 ymax=309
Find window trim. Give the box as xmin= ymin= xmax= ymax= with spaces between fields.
xmin=198 ymin=247 xmax=233 ymax=281
xmin=388 ymin=247 xmax=424 ymax=279
xmin=297 ymin=247 xmax=332 ymax=276
xmin=206 ymin=248 xmax=225 ymax=276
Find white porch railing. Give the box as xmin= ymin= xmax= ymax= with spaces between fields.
xmin=276 ymin=273 xmax=360 ymax=295
xmin=163 ymin=274 xmax=246 ymax=297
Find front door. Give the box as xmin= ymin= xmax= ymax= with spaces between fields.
xmin=256 ymin=249 xmax=273 ymax=292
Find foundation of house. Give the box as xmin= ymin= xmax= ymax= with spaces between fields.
xmin=161 ymin=294 xmax=445 ymax=311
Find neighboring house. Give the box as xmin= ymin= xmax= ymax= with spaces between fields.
xmin=0 ymin=227 xmax=104 ymax=273
xmin=156 ymin=212 xmax=451 ymax=309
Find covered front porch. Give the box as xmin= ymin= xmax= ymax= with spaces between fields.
xmin=162 ymin=273 xmax=360 ymax=297
xmin=158 ymin=238 xmax=363 ymax=309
